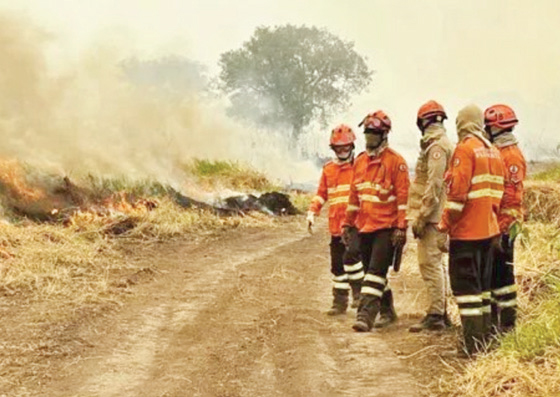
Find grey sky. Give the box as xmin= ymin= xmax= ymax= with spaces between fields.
xmin=2 ymin=0 xmax=559 ymax=163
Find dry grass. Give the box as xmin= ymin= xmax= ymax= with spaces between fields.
xmin=524 ymin=181 xmax=560 ymax=225
xmin=0 ymin=197 xmax=282 ymax=304
xmin=436 ymin=221 xmax=560 ymax=397
xmin=289 ymin=191 xmax=313 ymax=214
xmin=0 ymin=221 xmax=120 ymax=304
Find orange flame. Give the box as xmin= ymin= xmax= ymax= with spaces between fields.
xmin=0 ymin=159 xmax=47 ymax=203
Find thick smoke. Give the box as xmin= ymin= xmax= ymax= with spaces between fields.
xmin=0 ymin=13 xmax=318 ymax=193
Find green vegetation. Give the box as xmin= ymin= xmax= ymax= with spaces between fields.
xmin=531 ymin=162 xmax=560 ymax=182
xmin=185 ymin=159 xmax=281 ymax=191
xmin=499 ymin=284 xmax=560 ymax=361
xmin=86 ymin=174 xmax=169 ymax=197
xmin=289 ymin=191 xmax=312 ymax=214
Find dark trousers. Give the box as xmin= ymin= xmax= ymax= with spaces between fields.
xmin=329 ymin=235 xmax=364 ymax=308
xmin=491 ymin=234 xmax=517 ymax=331
xmin=356 ymin=229 xmax=396 ymax=326
xmin=449 ymin=238 xmax=493 ymax=354
xmin=330 ymin=235 xmax=362 ymax=278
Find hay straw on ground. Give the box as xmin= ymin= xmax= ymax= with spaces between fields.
xmin=524 ymin=181 xmax=560 ymax=225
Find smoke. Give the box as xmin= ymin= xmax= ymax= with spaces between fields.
xmin=0 ymin=12 xmax=318 ymax=192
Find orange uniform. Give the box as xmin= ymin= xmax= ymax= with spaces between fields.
xmin=345 ymin=149 xmax=410 ymax=233
xmin=309 ymin=160 xmax=354 ymax=236
xmin=498 ymin=144 xmax=526 ymax=233
xmin=439 ymin=136 xmax=505 ymax=240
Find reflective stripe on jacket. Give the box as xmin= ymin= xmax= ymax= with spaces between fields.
xmin=345 ymin=148 xmax=410 ymax=233
xmin=498 ymin=144 xmax=526 ymax=233
xmin=309 ymin=160 xmax=353 ymax=236
xmin=440 ymin=136 xmax=504 ymax=240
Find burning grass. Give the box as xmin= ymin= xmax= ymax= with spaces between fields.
xmin=0 ymin=158 xmax=295 ymax=303
xmin=436 ymin=222 xmax=560 ymax=396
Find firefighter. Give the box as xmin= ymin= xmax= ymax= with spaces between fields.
xmin=438 ymin=104 xmax=504 ymax=356
xmin=484 ymin=104 xmax=526 ymax=333
xmin=408 ymin=100 xmax=454 ymax=332
xmin=343 ymin=110 xmax=410 ymax=332
xmin=307 ymin=124 xmax=364 ymax=315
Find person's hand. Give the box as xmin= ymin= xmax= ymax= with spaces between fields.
xmin=508 ymin=221 xmax=522 ymax=245
xmin=341 ymin=225 xmax=353 ymax=246
xmin=437 ymin=232 xmax=449 ymax=253
xmin=306 ymin=211 xmax=315 ymax=233
xmin=411 ymin=218 xmax=426 ymax=239
xmin=391 ymin=228 xmax=407 ymax=247
xmin=491 ymin=235 xmax=504 ymax=254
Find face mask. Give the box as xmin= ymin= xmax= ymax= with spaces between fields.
xmin=364 ymin=131 xmax=385 ymax=150
xmin=332 ymin=144 xmax=354 ymax=161
xmin=485 ymin=125 xmax=507 ymax=142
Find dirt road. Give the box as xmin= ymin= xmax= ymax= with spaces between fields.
xmin=1 ymin=218 xmax=461 ymax=396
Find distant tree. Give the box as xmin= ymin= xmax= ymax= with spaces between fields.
xmin=122 ymin=56 xmax=207 ymax=95
xmin=218 ymin=25 xmax=372 ymax=139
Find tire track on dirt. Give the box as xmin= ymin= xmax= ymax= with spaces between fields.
xmin=127 ymin=220 xmax=419 ymax=397
xmin=38 ymin=219 xmax=424 ymax=396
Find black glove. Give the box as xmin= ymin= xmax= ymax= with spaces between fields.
xmin=341 ymin=225 xmax=357 ymax=246
xmin=491 ymin=235 xmax=504 ymax=255
xmin=391 ymin=228 xmax=407 ymax=247
xmin=341 ymin=226 xmax=351 ymax=246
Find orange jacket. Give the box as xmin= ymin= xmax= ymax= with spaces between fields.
xmin=439 ymin=136 xmax=505 ymax=240
xmin=309 ymin=160 xmax=354 ymax=236
xmin=344 ymin=149 xmax=410 ymax=233
xmin=498 ymin=144 xmax=526 ymax=233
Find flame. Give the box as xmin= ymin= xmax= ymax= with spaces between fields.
xmin=0 ymin=159 xmax=47 ymax=203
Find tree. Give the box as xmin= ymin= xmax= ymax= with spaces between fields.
xmin=218 ymin=25 xmax=372 ymax=139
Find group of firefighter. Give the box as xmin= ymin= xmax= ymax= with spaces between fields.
xmin=307 ymin=101 xmax=526 ymax=356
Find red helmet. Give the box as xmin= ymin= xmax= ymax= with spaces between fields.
xmin=484 ymin=104 xmax=518 ymax=130
xmin=330 ymin=124 xmax=356 ymax=146
xmin=417 ymin=100 xmax=447 ymax=120
xmin=359 ymin=110 xmax=392 ymax=132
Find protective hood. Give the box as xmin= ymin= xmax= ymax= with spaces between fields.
xmin=456 ymin=104 xmax=492 ymax=148
xmin=420 ymin=123 xmax=446 ymax=149
xmin=492 ymin=131 xmax=519 ymax=149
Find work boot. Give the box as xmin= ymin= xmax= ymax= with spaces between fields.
xmin=352 ymin=295 xmax=379 ymax=332
xmin=327 ymin=288 xmax=349 ymax=316
xmin=461 ymin=315 xmax=485 ymax=356
xmin=374 ymin=289 xmax=397 ymax=328
xmin=500 ymin=307 xmax=517 ymax=334
xmin=409 ymin=314 xmax=446 ymax=332
xmin=350 ymin=282 xmax=361 ymax=309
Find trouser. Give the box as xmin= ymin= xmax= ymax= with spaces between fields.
xmin=418 ymin=224 xmax=447 ymax=316
xmin=449 ymin=238 xmax=493 ymax=355
xmin=356 ymin=229 xmax=396 ymax=327
xmin=491 ymin=234 xmax=517 ymax=332
xmin=330 ymin=235 xmax=364 ymax=306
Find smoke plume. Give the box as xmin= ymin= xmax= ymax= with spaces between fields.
xmin=0 ymin=13 xmax=318 ymax=193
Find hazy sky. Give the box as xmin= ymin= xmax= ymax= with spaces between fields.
xmin=2 ymin=0 xmax=560 ymax=161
